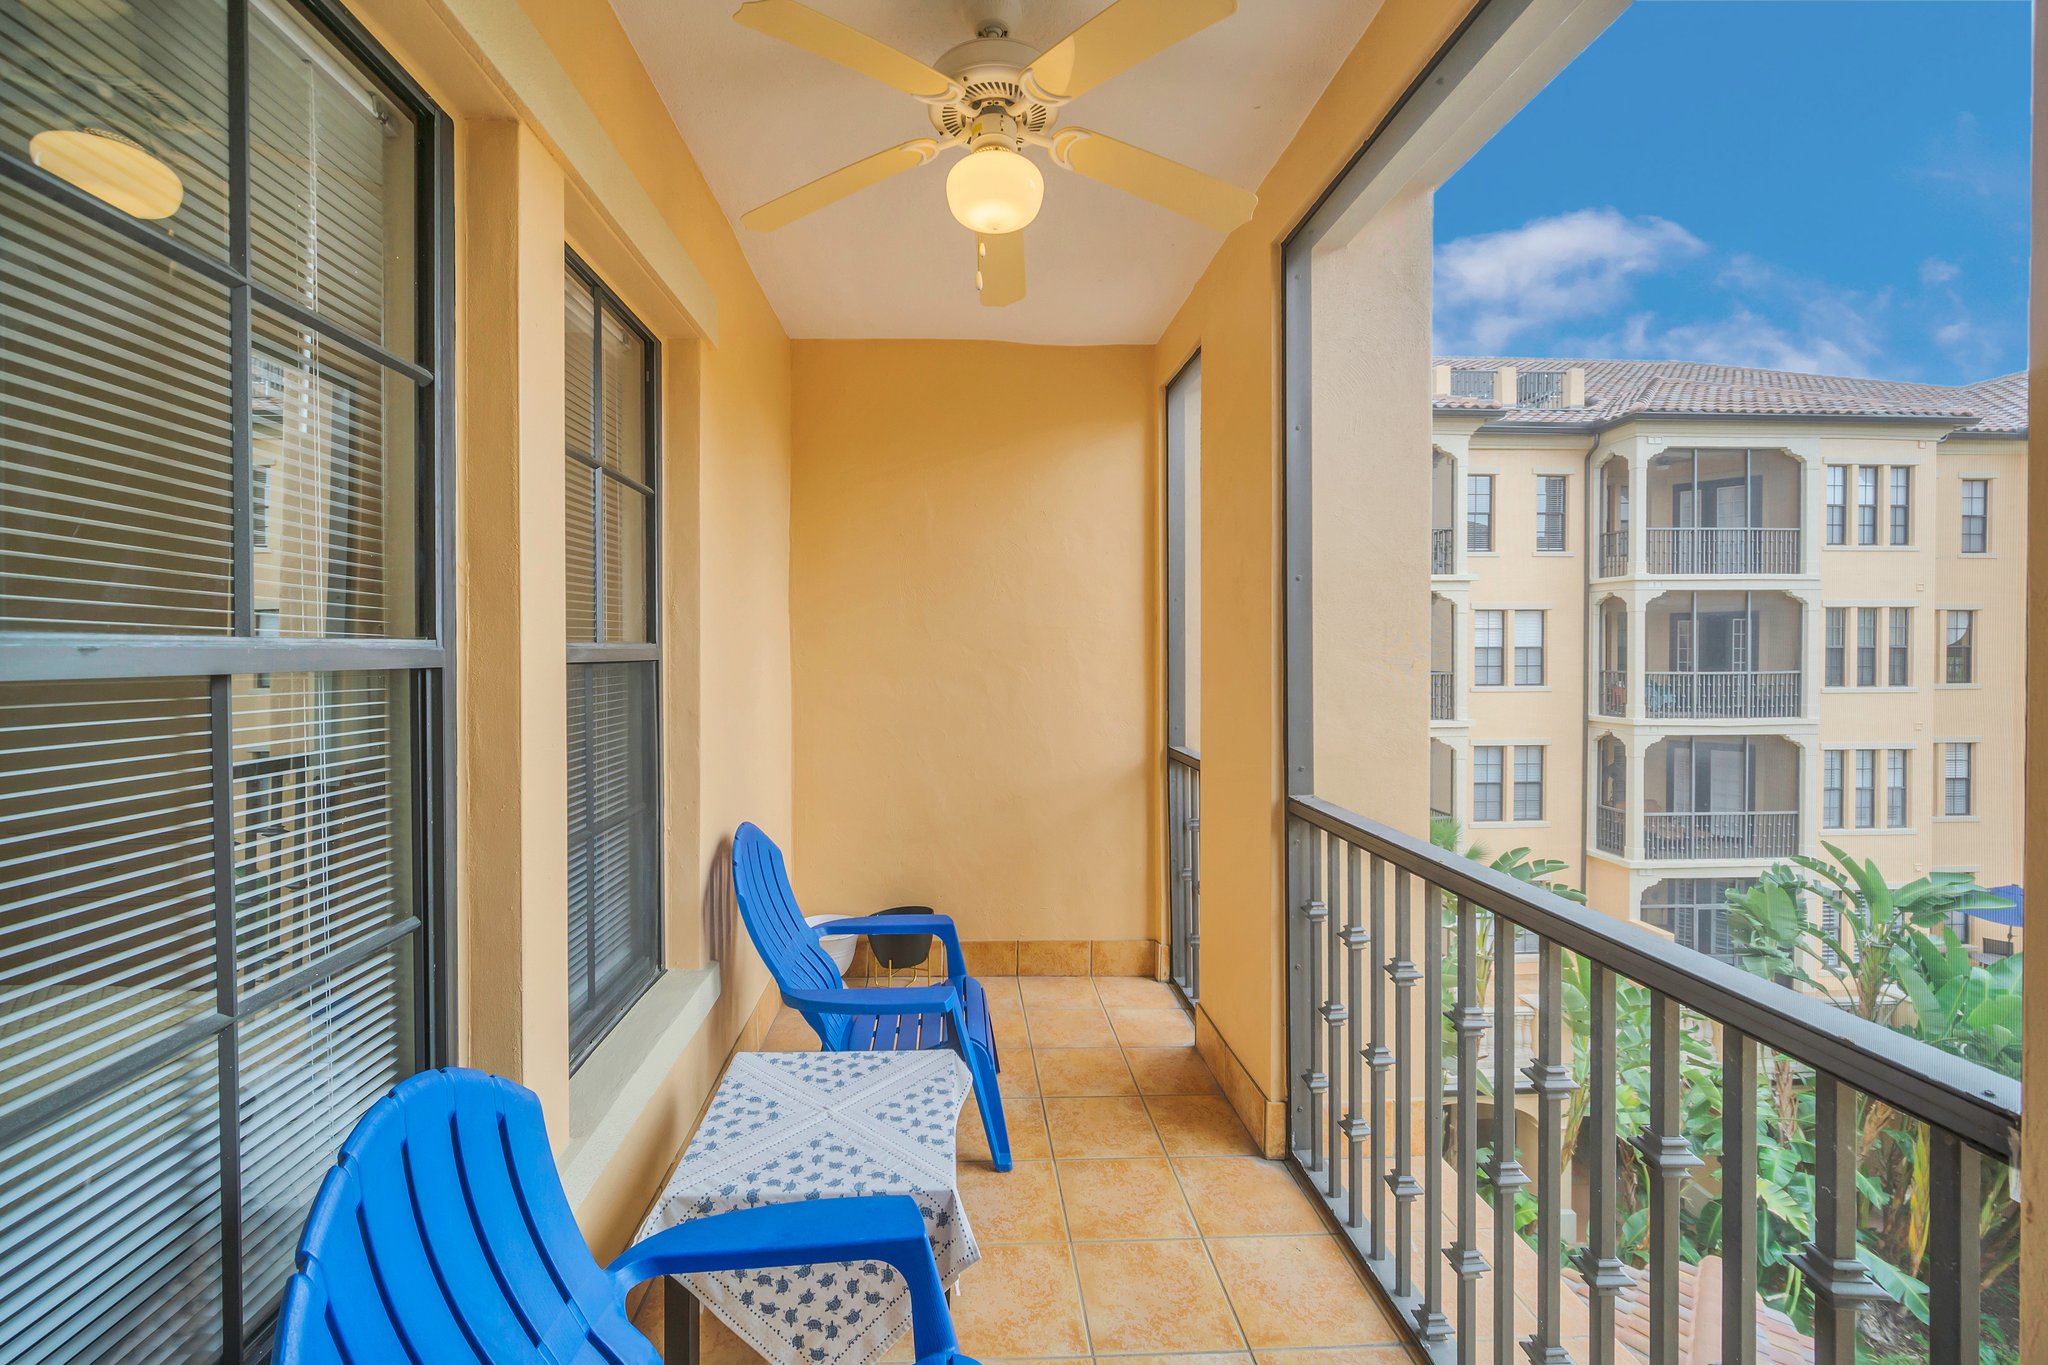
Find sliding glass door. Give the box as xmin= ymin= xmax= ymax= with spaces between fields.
xmin=0 ymin=0 xmax=450 ymax=1357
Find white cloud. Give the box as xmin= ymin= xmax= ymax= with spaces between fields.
xmin=1919 ymin=257 xmax=1961 ymax=286
xmin=1433 ymin=208 xmax=1705 ymax=352
xmin=1592 ymin=306 xmax=1881 ymax=377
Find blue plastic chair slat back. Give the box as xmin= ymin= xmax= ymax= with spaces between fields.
xmin=733 ymin=822 xmax=855 ymax=1047
xmin=277 ymin=1068 xmax=659 ymax=1365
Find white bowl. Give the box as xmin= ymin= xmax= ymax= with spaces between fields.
xmin=804 ymin=914 xmax=858 ymax=977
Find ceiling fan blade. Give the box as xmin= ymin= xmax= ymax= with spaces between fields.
xmin=1024 ymin=0 xmax=1234 ymax=101
xmin=1051 ymin=129 xmax=1255 ymax=233
xmin=741 ymin=139 xmax=941 ymax=231
xmin=976 ymin=230 xmax=1025 ymax=307
xmin=734 ymin=0 xmax=957 ymax=99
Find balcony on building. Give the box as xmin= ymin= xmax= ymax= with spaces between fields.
xmin=1641 ymin=733 xmax=1801 ymax=860
xmin=1429 ymin=593 xmax=1456 ymax=720
xmin=1430 ymin=447 xmax=1456 ymax=574
xmin=1596 ymin=590 xmax=1805 ymax=720
xmin=1598 ymin=446 xmax=1804 ymax=577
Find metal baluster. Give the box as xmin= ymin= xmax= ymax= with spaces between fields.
xmin=1414 ymin=882 xmax=1450 ymax=1343
xmin=1169 ymin=766 xmax=1184 ymax=985
xmin=1575 ymin=965 xmax=1628 ymax=1365
xmin=1343 ymin=843 xmax=1368 ymax=1228
xmin=1368 ymin=854 xmax=1392 ymax=1261
xmin=1721 ymin=1031 xmax=1758 ymax=1365
xmin=1799 ymin=1073 xmax=1884 ymax=1365
xmin=1303 ymin=829 xmax=1328 ymax=1174
xmin=1187 ymin=768 xmax=1201 ymax=1001
xmin=1637 ymin=993 xmax=1699 ymax=1365
xmin=1324 ymin=833 xmax=1346 ymax=1198
xmin=1387 ymin=870 xmax=1421 ymax=1301
xmin=1448 ymin=895 xmax=1487 ymax=1360
xmin=1521 ymin=939 xmax=1573 ymax=1365
xmin=1491 ymin=914 xmax=1527 ymax=1353
xmin=1926 ymin=1128 xmax=1982 ymax=1365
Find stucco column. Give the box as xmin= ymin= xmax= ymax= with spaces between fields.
xmin=1627 ymin=598 xmax=1649 ymax=722
xmin=458 ymin=122 xmax=572 ymax=1142
xmin=1627 ymin=445 xmax=1651 ymax=576
xmin=1453 ymin=600 xmax=1471 ymax=723
xmin=1625 ymin=737 xmax=1648 ymax=863
xmin=1448 ymin=447 xmax=1468 ymax=577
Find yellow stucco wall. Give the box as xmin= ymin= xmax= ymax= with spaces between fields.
xmin=1150 ymin=0 xmax=1479 ymax=1113
xmin=788 ymin=340 xmax=1157 ymax=946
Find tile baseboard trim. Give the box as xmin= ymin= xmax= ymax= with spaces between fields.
xmin=849 ymin=938 xmax=1162 ymax=978
xmin=1194 ymin=1006 xmax=1287 ymax=1159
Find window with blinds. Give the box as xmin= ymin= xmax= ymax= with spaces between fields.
xmin=0 ymin=1 xmax=446 ymax=1359
xmin=564 ymin=254 xmax=662 ymax=1067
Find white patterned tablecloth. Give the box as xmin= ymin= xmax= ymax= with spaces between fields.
xmin=637 ymin=1050 xmax=980 ymax=1365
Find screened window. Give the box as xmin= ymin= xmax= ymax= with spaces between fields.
xmin=1473 ymin=745 xmax=1503 ymax=822
xmin=1855 ymin=466 xmax=1878 ymax=545
xmin=0 ymin=0 xmax=446 ymax=1356
xmin=1888 ymin=607 xmax=1910 ymax=687
xmin=1825 ymin=466 xmax=1847 ymax=545
xmin=1889 ymin=466 xmax=1911 ymax=545
xmin=1512 ymin=745 xmax=1544 ymax=821
xmin=1944 ymin=743 xmax=1974 ymax=816
xmin=1945 ymin=609 xmax=1976 ymax=683
xmin=1473 ymin=609 xmax=1504 ymax=687
xmin=1960 ymin=479 xmax=1989 ymax=553
xmin=1887 ymin=749 xmax=1909 ymax=828
xmin=1825 ymin=607 xmax=1845 ymax=687
xmin=565 ymin=255 xmax=662 ymax=1066
xmin=1466 ymin=474 xmax=1494 ymax=552
xmin=1534 ymin=474 xmax=1566 ymax=551
xmin=1513 ymin=610 xmax=1545 ymax=686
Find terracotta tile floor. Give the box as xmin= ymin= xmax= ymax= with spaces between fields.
xmin=630 ymin=975 xmax=1412 ymax=1364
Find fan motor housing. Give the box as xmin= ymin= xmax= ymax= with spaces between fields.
xmin=929 ymin=37 xmax=1055 ymax=140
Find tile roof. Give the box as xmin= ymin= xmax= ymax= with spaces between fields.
xmin=1435 ymin=357 xmax=2027 ymax=436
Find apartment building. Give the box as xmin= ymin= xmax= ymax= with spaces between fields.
xmin=1428 ymin=358 xmax=2028 ymax=955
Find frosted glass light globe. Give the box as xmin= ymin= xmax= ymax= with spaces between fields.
xmin=946 ymin=145 xmax=1043 ymax=235
xmin=30 ymin=129 xmax=184 ymax=220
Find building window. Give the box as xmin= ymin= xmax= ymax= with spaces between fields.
xmin=1853 ymin=748 xmax=1875 ymax=829
xmin=1466 ymin=474 xmax=1494 ymax=552
xmin=1473 ymin=745 xmax=1504 ymax=822
xmin=1960 ymin=478 xmax=1989 ymax=553
xmin=1512 ymin=745 xmax=1545 ymax=821
xmin=1641 ymin=879 xmax=1750 ymax=962
xmin=1856 ymin=606 xmax=1879 ymax=687
xmin=1474 ymin=609 xmax=1504 ymax=686
xmin=253 ymin=465 xmax=271 ymax=549
xmin=565 ymin=254 xmax=663 ymax=1067
xmin=1889 ymin=466 xmax=1911 ymax=545
xmin=1825 ymin=466 xmax=1846 ymax=545
xmin=1943 ymin=743 xmax=1975 ymax=816
xmin=1888 ymin=607 xmax=1910 ymax=687
xmin=1945 ymin=610 xmax=1976 ymax=683
xmin=1887 ymin=749 xmax=1909 ymax=828
xmin=1855 ymin=466 xmax=1879 ymax=545
xmin=1825 ymin=607 xmax=1845 ymax=687
xmin=0 ymin=1 xmax=450 ymax=1352
xmin=1535 ymin=474 xmax=1567 ymax=551
xmin=1823 ymin=750 xmax=1844 ymax=829
xmin=1513 ymin=610 xmax=1545 ymax=685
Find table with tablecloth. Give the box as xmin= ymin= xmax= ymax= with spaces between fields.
xmin=637 ymin=1049 xmax=981 ymax=1365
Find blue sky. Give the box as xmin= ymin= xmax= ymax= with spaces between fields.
xmin=1432 ymin=1 xmax=2031 ymax=385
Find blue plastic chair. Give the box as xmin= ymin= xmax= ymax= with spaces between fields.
xmin=731 ymin=822 xmax=1011 ymax=1172
xmin=273 ymin=1067 xmax=970 ymax=1365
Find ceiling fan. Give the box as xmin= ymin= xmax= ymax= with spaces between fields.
xmin=732 ymin=0 xmax=1258 ymax=307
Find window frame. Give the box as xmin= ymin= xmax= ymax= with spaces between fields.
xmin=1473 ymin=608 xmax=1505 ymax=687
xmin=1825 ymin=465 xmax=1847 ymax=545
xmin=1855 ymin=466 xmax=1879 ymax=545
xmin=1472 ymin=744 xmax=1504 ymax=823
xmin=1889 ymin=466 xmax=1911 ymax=545
xmin=1824 ymin=606 xmax=1845 ymax=687
xmin=1512 ymin=608 xmax=1545 ymax=686
xmin=1466 ymin=473 xmax=1495 ymax=552
xmin=1960 ymin=478 xmax=1989 ymax=554
xmin=1511 ymin=743 xmax=1544 ymax=821
xmin=1534 ymin=473 xmax=1567 ymax=551
xmin=1945 ymin=609 xmax=1977 ymax=684
xmin=0 ymin=0 xmax=456 ymax=1354
xmin=1888 ymin=606 xmax=1910 ymax=688
xmin=563 ymin=249 xmax=665 ymax=1069
xmin=1943 ymin=742 xmax=1975 ymax=817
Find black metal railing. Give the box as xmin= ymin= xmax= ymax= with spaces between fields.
xmin=1167 ymin=746 xmax=1201 ymax=1001
xmin=1429 ymin=671 xmax=1454 ymax=721
xmin=1432 ymin=528 xmax=1454 ymax=574
xmin=1595 ymin=803 xmax=1624 ymax=854
xmin=1646 ymin=526 xmax=1801 ymax=575
xmin=1598 ymin=529 xmax=1629 ymax=576
xmin=1645 ymin=668 xmax=1802 ymax=719
xmin=1643 ymin=809 xmax=1797 ymax=860
xmin=1286 ymin=794 xmax=2017 ymax=1365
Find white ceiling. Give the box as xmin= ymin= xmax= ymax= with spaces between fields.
xmin=606 ymin=0 xmax=1384 ymax=343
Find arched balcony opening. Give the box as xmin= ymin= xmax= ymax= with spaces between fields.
xmin=1598 ymin=453 xmax=1630 ymax=576
xmin=1644 ymin=590 xmax=1804 ymax=718
xmin=1429 ymin=593 xmax=1456 ymax=720
xmin=1642 ymin=734 xmax=1800 ymax=860
xmin=1597 ymin=597 xmax=1628 ymax=717
xmin=1430 ymin=738 xmax=1457 ymax=823
xmin=1430 ymin=447 xmax=1456 ymax=574
xmin=1646 ymin=446 xmax=1802 ymax=574
xmin=1594 ymin=734 xmax=1627 ymax=854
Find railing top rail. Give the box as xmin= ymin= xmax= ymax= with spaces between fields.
xmin=1286 ymin=793 xmax=2021 ymax=1159
xmin=1167 ymin=745 xmax=1201 ymax=770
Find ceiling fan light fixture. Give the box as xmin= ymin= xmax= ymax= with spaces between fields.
xmin=946 ymin=144 xmax=1042 ymax=235
xmin=29 ymin=127 xmax=183 ymax=220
